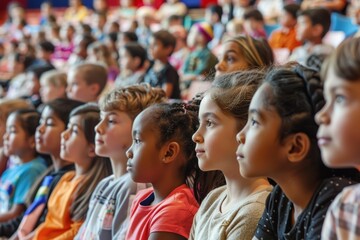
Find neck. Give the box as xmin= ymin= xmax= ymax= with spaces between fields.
xmin=19 ymin=150 xmax=36 ymax=164
xmin=51 ymin=153 xmax=72 ymax=172
xmin=309 ymin=38 xmax=323 ymax=45
xmin=75 ymin=157 xmax=93 ymax=177
xmin=155 ymin=58 xmax=168 ymax=65
xmin=110 ymin=155 xmax=128 ymax=179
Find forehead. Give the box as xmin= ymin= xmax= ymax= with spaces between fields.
xmin=199 ymin=94 xmax=223 ymax=115
xmin=69 ymin=115 xmax=83 ymax=127
xmin=6 ymin=113 xmax=20 ymax=126
xmin=325 ymin=68 xmax=360 ymax=91
xmin=41 ymin=106 xmax=59 ymax=119
xmin=221 ymin=41 xmax=242 ymax=55
xmin=297 ymin=15 xmax=311 ymax=24
xmin=250 ymin=84 xmax=273 ymax=111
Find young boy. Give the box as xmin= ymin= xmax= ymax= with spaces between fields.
xmin=243 ymin=8 xmax=267 ymax=39
xmin=315 ymin=38 xmax=360 ymax=240
xmin=66 ymin=63 xmax=107 ymax=103
xmin=182 ymin=22 xmax=218 ymax=90
xmin=205 ymin=4 xmax=225 ymax=49
xmin=268 ymin=3 xmax=302 ymax=52
xmin=144 ymin=30 xmax=181 ymax=99
xmin=289 ymin=8 xmax=334 ymax=67
xmin=75 ymin=84 xmax=166 ymax=240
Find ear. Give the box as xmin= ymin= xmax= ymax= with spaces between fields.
xmin=89 ymin=83 xmax=100 ymax=97
xmin=285 ymin=133 xmax=310 ymax=163
xmin=165 ymin=46 xmax=174 ymax=56
xmin=134 ymin=56 xmax=141 ymax=69
xmin=161 ymin=141 xmax=180 ymax=164
xmin=313 ymin=24 xmax=324 ymax=38
xmin=28 ymin=136 xmax=36 ymax=150
xmin=87 ymin=143 xmax=96 ymax=158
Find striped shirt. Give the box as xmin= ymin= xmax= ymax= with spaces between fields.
xmin=321 ymin=183 xmax=360 ymax=240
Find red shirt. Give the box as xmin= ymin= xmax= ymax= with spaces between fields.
xmin=126 ymin=184 xmax=199 ymax=240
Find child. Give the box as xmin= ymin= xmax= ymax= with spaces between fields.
xmin=116 ymin=42 xmax=148 ymax=87
xmin=67 ymin=34 xmax=95 ymax=66
xmin=75 ymin=84 xmax=166 ymax=239
xmin=169 ymin=25 xmax=190 ymax=73
xmin=144 ymin=30 xmax=181 ymax=99
xmin=0 ymin=109 xmax=47 ymax=222
xmin=215 ymin=35 xmax=274 ymax=77
xmin=6 ymin=98 xmax=83 ymax=239
xmin=182 ymin=22 xmax=218 ymax=88
xmin=205 ymin=5 xmax=225 ymax=50
xmin=33 ymin=103 xmax=113 ymax=239
xmin=66 ymin=63 xmax=108 ymax=102
xmin=236 ymin=63 xmax=358 ymax=239
xmin=316 ymin=38 xmax=360 ymax=240
xmin=135 ymin=6 xmax=156 ymax=48
xmin=39 ymin=70 xmax=67 ymax=104
xmin=289 ymin=8 xmax=334 ymax=67
xmin=126 ymin=102 xmax=222 ymax=240
xmin=225 ymin=19 xmax=245 ymax=38
xmin=0 ymin=99 xmax=32 ymax=176
xmin=243 ymin=8 xmax=267 ymax=39
xmin=190 ymin=70 xmax=272 ymax=239
xmin=268 ymin=3 xmax=302 ymax=52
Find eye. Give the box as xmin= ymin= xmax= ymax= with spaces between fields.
xmin=133 ymin=138 xmax=141 ymax=144
xmin=226 ymin=56 xmax=234 ymax=63
xmin=250 ymin=118 xmax=259 ymax=127
xmin=334 ymin=94 xmax=345 ymax=104
xmin=206 ymin=119 xmax=214 ymax=127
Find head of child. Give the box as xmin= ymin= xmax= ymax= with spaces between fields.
xmin=61 ymin=103 xmax=112 ymax=221
xmin=215 ymin=35 xmax=274 ymax=77
xmin=36 ymin=98 xmax=83 ymax=158
xmin=60 ymin=24 xmax=75 ymax=42
xmin=25 ymin=65 xmax=55 ymax=97
xmin=3 ymin=109 xmax=40 ymax=161
xmin=149 ymin=30 xmax=176 ymax=62
xmin=40 ymin=1 xmax=52 ymax=18
xmin=236 ymin=63 xmax=328 ymax=182
xmin=93 ymin=0 xmax=108 ymax=13
xmin=118 ymin=31 xmax=138 ymax=49
xmin=9 ymin=53 xmax=34 ymax=75
xmin=119 ymin=42 xmax=147 ymax=72
xmin=187 ymin=22 xmax=213 ymax=49
xmin=126 ymin=102 xmax=210 ymax=202
xmin=87 ymin=41 xmax=111 ymax=64
xmin=167 ymin=14 xmax=183 ymax=28
xmin=169 ymin=25 xmax=187 ymax=52
xmin=136 ymin=7 xmax=155 ymax=28
xmin=225 ymin=19 xmax=245 ymax=37
xmin=74 ymin=34 xmax=95 ymax=60
xmin=193 ymin=70 xmax=264 ymax=175
xmin=67 ymin=63 xmax=107 ymax=102
xmin=243 ymin=8 xmax=265 ymax=36
xmin=0 ymin=99 xmax=32 ymax=147
xmin=40 ymin=70 xmax=67 ymax=103
xmin=95 ymin=84 xmax=166 ymax=163
xmin=205 ymin=5 xmax=223 ymax=25
xmin=280 ymin=3 xmax=300 ymax=29
xmin=37 ymin=41 xmax=55 ymax=62
xmin=296 ymin=8 xmax=331 ymax=43
xmin=316 ymin=38 xmax=360 ymax=171
xmin=94 ymin=12 xmax=107 ymax=31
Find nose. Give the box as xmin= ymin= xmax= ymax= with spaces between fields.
xmin=3 ymin=132 xmax=8 ymax=142
xmin=192 ymin=130 xmax=203 ymax=143
xmin=61 ymin=129 xmax=70 ymax=140
xmin=94 ymin=119 xmax=103 ymax=134
xmin=126 ymin=146 xmax=133 ymax=159
xmin=37 ymin=123 xmax=45 ymax=134
xmin=215 ymin=60 xmax=224 ymax=74
xmin=315 ymin=104 xmax=330 ymax=125
xmin=236 ymin=129 xmax=245 ymax=144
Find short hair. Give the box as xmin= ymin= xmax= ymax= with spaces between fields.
xmin=283 ymin=3 xmax=300 ymax=19
xmin=298 ymin=8 xmax=331 ymax=38
xmin=152 ymin=30 xmax=176 ymax=54
xmin=121 ymin=31 xmax=138 ymax=42
xmin=39 ymin=41 xmax=55 ymax=53
xmin=71 ymin=63 xmax=107 ymax=96
xmin=27 ymin=65 xmax=55 ymax=80
xmin=40 ymin=70 xmax=67 ymax=88
xmin=99 ymin=84 xmax=166 ymax=120
xmin=243 ymin=8 xmax=264 ymax=22
xmin=123 ymin=42 xmax=147 ymax=68
xmin=10 ymin=109 xmax=40 ymax=137
xmin=0 ymin=99 xmax=33 ymax=123
xmin=207 ymin=4 xmax=223 ymax=20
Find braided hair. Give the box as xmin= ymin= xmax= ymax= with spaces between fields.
xmin=263 ymin=63 xmax=359 ymax=180
xmin=148 ymin=102 xmax=225 ymax=203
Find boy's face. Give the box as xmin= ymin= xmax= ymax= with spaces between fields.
xmin=316 ymin=69 xmax=360 ymax=170
xmin=40 ymin=82 xmax=66 ymax=103
xmin=280 ymin=10 xmax=296 ymax=29
xmin=95 ymin=110 xmax=133 ymax=159
xmin=119 ymin=48 xmax=138 ymax=71
xmin=67 ymin=70 xmax=97 ymax=102
xmin=296 ymin=15 xmax=314 ymax=42
xmin=149 ymin=37 xmax=169 ymax=60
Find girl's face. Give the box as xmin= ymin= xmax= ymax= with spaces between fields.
xmin=192 ymin=95 xmax=239 ymax=172
xmin=3 ymin=114 xmax=34 ymax=157
xmin=119 ymin=48 xmax=137 ymax=71
xmin=61 ymin=115 xmax=91 ymax=164
xmin=316 ymin=69 xmax=360 ymax=170
xmin=40 ymin=82 xmax=66 ymax=103
xmin=36 ymin=106 xmax=65 ymax=155
xmin=126 ymin=110 xmax=166 ymax=183
xmin=236 ymin=84 xmax=289 ymax=178
xmin=95 ymin=110 xmax=133 ymax=158
xmin=215 ymin=41 xmax=249 ymax=77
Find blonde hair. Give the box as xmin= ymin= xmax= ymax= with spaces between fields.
xmin=99 ymin=84 xmax=167 ymax=119
xmin=88 ymin=42 xmax=117 ymax=68
xmin=40 ymin=70 xmax=67 ymax=88
xmin=0 ymin=99 xmax=33 ymax=122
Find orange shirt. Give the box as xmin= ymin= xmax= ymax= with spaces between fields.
xmin=33 ymin=171 xmax=84 ymax=240
xmin=268 ymin=27 xmax=302 ymax=52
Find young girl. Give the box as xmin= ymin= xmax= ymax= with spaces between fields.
xmin=5 ymin=98 xmax=83 ymax=239
xmin=190 ymin=70 xmax=272 ymax=240
xmin=39 ymin=70 xmax=67 ymax=104
xmin=215 ymin=35 xmax=274 ymax=77
xmin=315 ymin=38 xmax=360 ymax=239
xmin=0 ymin=109 xmax=47 ymax=222
xmin=126 ymin=103 xmax=223 ymax=240
xmin=75 ymin=84 xmax=166 ymax=239
xmin=33 ymin=103 xmax=112 ymax=239
xmin=236 ymin=63 xmax=359 ymax=239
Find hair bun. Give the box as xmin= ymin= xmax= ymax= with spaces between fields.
xmin=293 ymin=65 xmax=325 ymax=115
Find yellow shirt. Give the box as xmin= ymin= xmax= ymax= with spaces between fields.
xmin=64 ymin=6 xmax=88 ymax=23
xmin=34 ymin=171 xmax=84 ymax=240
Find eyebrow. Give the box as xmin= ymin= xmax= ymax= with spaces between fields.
xmin=249 ymin=109 xmax=265 ymax=120
xmin=201 ymin=112 xmax=220 ymax=120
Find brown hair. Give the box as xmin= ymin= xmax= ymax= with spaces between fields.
xmin=321 ymin=38 xmax=360 ymax=82
xmin=40 ymin=70 xmax=67 ymax=88
xmin=99 ymin=83 xmax=167 ymax=119
xmin=0 ymin=99 xmax=33 ymax=123
xmin=70 ymin=63 xmax=108 ymax=96
xmin=209 ymin=69 xmax=265 ymax=129
xmin=224 ymin=35 xmax=274 ymax=70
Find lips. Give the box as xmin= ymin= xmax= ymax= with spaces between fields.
xmin=195 ymin=148 xmax=205 ymax=157
xmin=317 ymin=136 xmax=331 ymax=146
xmin=95 ymin=138 xmax=104 ymax=144
xmin=126 ymin=160 xmax=133 ymax=171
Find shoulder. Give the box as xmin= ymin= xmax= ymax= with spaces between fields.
xmin=316 ymin=177 xmax=356 ymax=201
xmin=330 ymin=183 xmax=360 ymax=209
xmin=197 ymin=186 xmax=226 ymax=211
